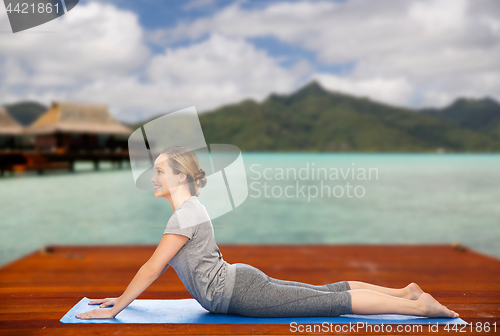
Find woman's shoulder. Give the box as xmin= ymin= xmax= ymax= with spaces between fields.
xmin=176 ymin=197 xmax=211 ymax=228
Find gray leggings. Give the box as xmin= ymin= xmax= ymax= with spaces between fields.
xmin=226 ymin=263 xmax=352 ymax=318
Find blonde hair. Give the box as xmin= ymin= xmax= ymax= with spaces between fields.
xmin=159 ymin=146 xmax=207 ymax=197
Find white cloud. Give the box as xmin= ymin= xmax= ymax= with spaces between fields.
xmin=313 ymin=74 xmax=414 ymax=107
xmin=147 ymin=33 xmax=305 ymax=92
xmin=0 ymin=2 xmax=148 ymax=81
xmin=160 ymin=0 xmax=500 ymax=108
xmin=74 ymin=33 xmax=310 ymax=122
xmin=0 ymin=2 xmax=309 ymax=122
xmin=0 ymin=1 xmax=151 ymax=113
xmin=1 ymin=0 xmax=499 ymax=122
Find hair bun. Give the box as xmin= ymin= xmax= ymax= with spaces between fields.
xmin=194 ymin=168 xmax=205 ymax=180
xmin=194 ymin=168 xmax=207 ymax=188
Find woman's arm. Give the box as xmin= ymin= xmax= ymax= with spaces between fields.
xmin=75 ymin=233 xmax=189 ymax=319
xmin=110 ymin=234 xmax=189 ymax=317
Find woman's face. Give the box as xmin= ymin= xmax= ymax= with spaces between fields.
xmin=150 ymin=154 xmax=185 ymax=198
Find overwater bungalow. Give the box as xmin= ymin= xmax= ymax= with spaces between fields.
xmin=24 ymin=101 xmax=133 ymax=153
xmin=0 ymin=107 xmax=26 ymax=150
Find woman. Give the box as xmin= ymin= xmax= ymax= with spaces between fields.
xmin=76 ymin=146 xmax=459 ymax=319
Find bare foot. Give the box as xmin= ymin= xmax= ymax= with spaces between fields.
xmin=404 ymin=282 xmax=424 ymax=300
xmin=418 ymin=293 xmax=459 ymax=318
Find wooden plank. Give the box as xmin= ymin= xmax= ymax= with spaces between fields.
xmin=0 ymin=244 xmax=499 ymax=335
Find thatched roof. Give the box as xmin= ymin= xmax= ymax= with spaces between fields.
xmin=25 ymin=101 xmax=133 ymax=135
xmin=0 ymin=107 xmax=24 ymax=135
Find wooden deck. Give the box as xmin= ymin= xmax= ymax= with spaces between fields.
xmin=0 ymin=244 xmax=499 ymax=335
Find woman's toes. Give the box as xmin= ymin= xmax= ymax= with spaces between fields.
xmin=419 ymin=293 xmax=456 ymax=317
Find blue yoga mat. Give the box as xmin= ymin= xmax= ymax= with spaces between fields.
xmin=60 ymin=297 xmax=467 ymax=325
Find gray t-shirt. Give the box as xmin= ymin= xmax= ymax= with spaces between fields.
xmin=163 ymin=195 xmax=236 ymax=314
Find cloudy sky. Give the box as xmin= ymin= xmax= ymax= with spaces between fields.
xmin=1 ymin=0 xmax=499 ymax=122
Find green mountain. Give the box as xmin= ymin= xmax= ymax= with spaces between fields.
xmin=196 ymin=81 xmax=500 ymax=152
xmin=4 ymin=82 xmax=500 ymax=152
xmin=3 ymin=101 xmax=47 ymax=126
xmin=421 ymin=97 xmax=500 ymax=139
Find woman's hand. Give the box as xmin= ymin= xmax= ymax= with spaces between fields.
xmin=74 ymin=297 xmax=120 ymax=319
xmin=88 ymin=297 xmax=120 ymax=308
xmin=75 ymin=307 xmax=116 ymax=320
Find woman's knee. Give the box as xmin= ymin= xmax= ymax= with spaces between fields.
xmin=326 ymin=280 xmax=351 ymax=292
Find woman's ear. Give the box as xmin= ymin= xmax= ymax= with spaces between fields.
xmin=178 ymin=173 xmax=188 ymax=183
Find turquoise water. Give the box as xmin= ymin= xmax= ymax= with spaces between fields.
xmin=1 ymin=153 xmax=499 ymax=267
